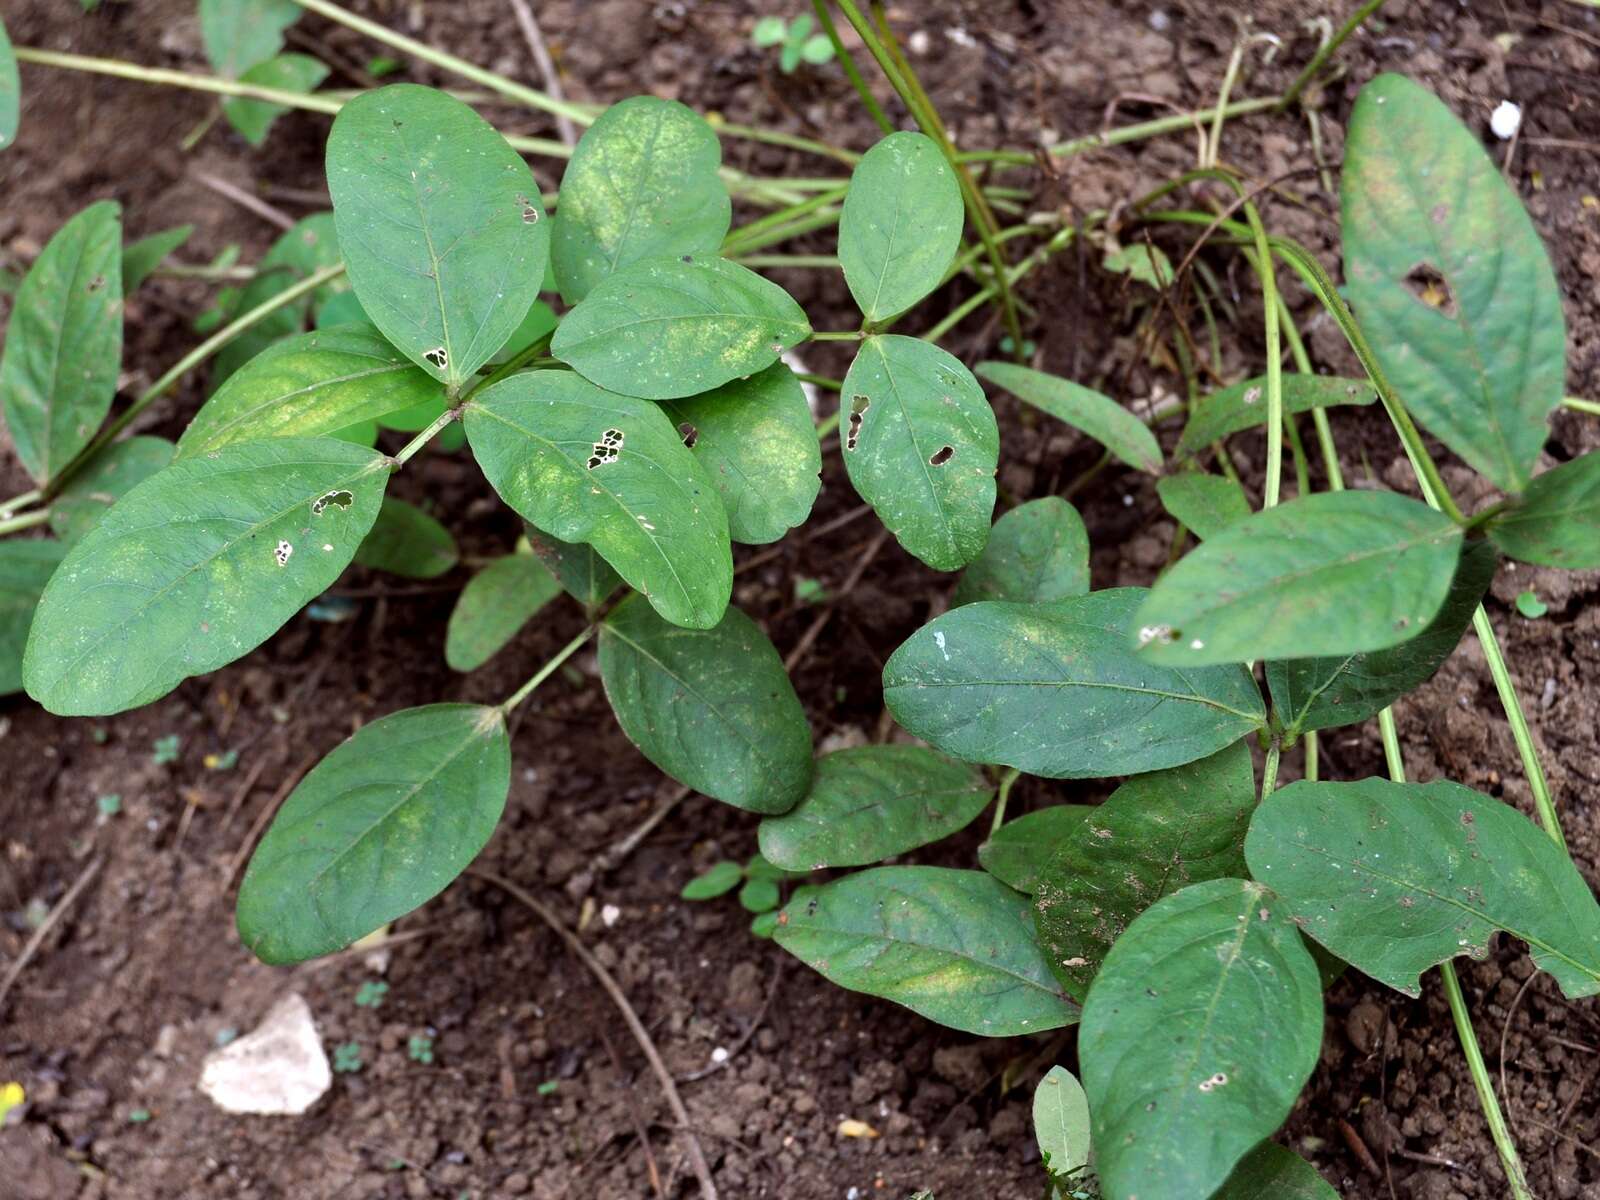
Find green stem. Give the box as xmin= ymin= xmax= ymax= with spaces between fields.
xmin=961 ymin=97 xmax=1282 ymax=167
xmin=0 ymin=488 xmax=42 ymax=519
xmin=733 ymin=254 xmax=840 ymax=269
xmin=1260 ymin=740 xmax=1281 ymax=799
xmin=721 ymin=206 xmax=844 ymax=255
xmin=722 ymin=188 xmax=847 ymax=254
xmin=991 ymin=767 xmax=1021 ymax=836
xmin=390 ymin=406 xmax=460 ymax=467
xmin=797 ymin=373 xmax=844 ymax=391
xmin=811 ymin=330 xmax=864 ymax=342
xmin=499 ymin=626 xmax=596 ymax=713
xmin=813 ymin=0 xmax=893 ymax=136
xmin=1280 ymin=0 xmax=1389 ymax=110
xmin=1471 ymin=607 xmax=1564 ymax=848
xmin=1562 ymin=395 xmax=1600 ymax=416
xmin=0 ymin=509 xmax=51 ymax=537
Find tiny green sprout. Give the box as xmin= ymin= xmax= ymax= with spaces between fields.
xmin=96 ymin=793 xmax=121 ymax=819
xmin=333 ymin=1042 xmax=364 ymax=1074
xmin=127 ymin=1108 xmax=152 ymax=1123
xmin=407 ymin=1034 xmax=435 ymax=1065
xmin=752 ymin=14 xmax=835 ymax=74
xmin=90 ymin=726 xmax=108 ymax=745
xmin=204 ymin=748 xmax=240 ymax=771
xmin=536 ymin=1080 xmax=559 ymax=1097
xmin=193 ymin=286 xmax=239 ymax=334
xmin=793 ymin=576 xmax=827 ymax=605
xmin=997 ymin=335 xmax=1038 ymax=357
xmin=739 ymin=875 xmax=781 ymax=913
xmin=151 ymin=734 xmax=181 ymax=765
xmin=681 ymin=860 xmax=742 ymax=900
xmin=353 ymin=980 xmax=390 ymax=1008
xmin=366 ymin=56 xmax=402 ymax=78
xmin=750 ymin=910 xmax=780 ymax=939
xmin=1515 ymin=589 xmax=1548 ymax=618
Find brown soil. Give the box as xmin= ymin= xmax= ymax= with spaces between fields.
xmin=2 ymin=1 xmax=1599 ymax=1198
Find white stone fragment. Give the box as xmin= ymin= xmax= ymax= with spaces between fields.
xmin=199 ymin=993 xmax=330 ymax=1115
xmin=1490 ymin=100 xmax=1521 ymax=140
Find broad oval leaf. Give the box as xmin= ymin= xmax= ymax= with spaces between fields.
xmin=353 ymin=497 xmax=457 ymax=579
xmin=445 ymin=551 xmax=562 ymax=672
xmin=1135 ymin=490 xmax=1464 ymax=666
xmin=774 ymin=866 xmax=1079 ymax=1036
xmin=1244 ymin=778 xmax=1600 ymax=999
xmin=598 ymin=595 xmax=812 ymax=814
xmin=222 ymin=53 xmax=330 ymax=146
xmin=842 ymin=334 xmax=998 ymax=572
xmin=976 ymin=361 xmax=1160 ymax=474
xmin=656 ymin=363 xmax=821 ymax=545
xmin=1177 ymin=374 xmax=1375 ymax=456
xmin=199 ymin=0 xmax=300 ymax=78
xmin=49 ymin=436 xmax=175 ymax=545
xmin=758 ymin=745 xmax=992 ymax=871
xmin=1215 ymin=1143 xmax=1339 ymax=1200
xmin=0 ymin=200 xmax=123 ymax=483
xmin=236 ymin=703 xmax=510 ymax=964
xmin=121 ymin=225 xmax=194 ymax=297
xmin=23 ymin=437 xmax=389 ymax=716
xmin=180 ymin=324 xmax=443 ymax=456
xmin=526 ymin=525 xmax=623 ymax=609
xmin=1267 ymin=538 xmax=1496 ymax=736
xmin=213 ymin=213 xmax=345 ymax=384
xmin=1035 ymin=740 xmax=1256 ymax=1000
xmin=1080 ymin=878 xmax=1323 ymax=1200
xmin=328 ymin=84 xmax=551 ymax=388
xmin=551 ymin=255 xmax=810 ymax=400
xmin=551 ymin=96 xmax=731 ymax=305
xmin=1343 ymin=73 xmax=1565 ymax=493
xmin=1 ymin=16 xmax=21 ymax=150
xmin=0 ymin=540 xmax=67 ymax=696
xmin=1488 ymin=452 xmax=1600 ymax=569
xmin=883 ymin=589 xmax=1265 ymax=779
xmin=1157 ymin=471 xmax=1251 ymax=540
xmin=1033 ymin=1066 xmax=1091 ymax=1182
xmin=952 ymin=497 xmax=1089 ymax=606
xmin=463 ymin=371 xmax=731 ymax=629
xmin=978 ymin=805 xmax=1095 ymax=895
xmin=838 ymin=131 xmax=963 ymax=323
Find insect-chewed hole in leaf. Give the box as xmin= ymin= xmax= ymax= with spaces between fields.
xmin=424 ymin=346 xmax=449 ymax=370
xmin=929 ymin=445 xmax=955 ymax=467
xmin=587 ymin=429 xmax=624 ymax=469
xmin=312 ymin=490 xmax=354 ymax=516
xmin=516 ymin=195 xmax=540 ymax=224
xmin=678 ymin=422 xmax=698 ymax=448
xmin=1242 ymin=385 xmax=1262 ymax=406
xmin=1197 ymin=1071 xmax=1229 ymax=1093
xmin=87 ymin=275 xmax=107 ymax=293
xmin=1402 ymin=263 xmax=1458 ymax=317
xmin=1136 ymin=623 xmax=1178 ymax=647
xmin=274 ymin=539 xmax=294 ymax=567
xmin=845 ymin=394 xmax=870 ymax=451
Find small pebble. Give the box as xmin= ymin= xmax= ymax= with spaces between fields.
xmin=1490 ymin=100 xmax=1522 ymax=140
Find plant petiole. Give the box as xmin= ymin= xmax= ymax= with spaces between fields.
xmin=498 ymin=626 xmax=597 ymax=714
xmin=990 ymin=767 xmax=1021 ymax=836
xmin=1279 ymin=0 xmax=1390 ymax=111
xmin=0 ymin=509 xmax=51 ymax=537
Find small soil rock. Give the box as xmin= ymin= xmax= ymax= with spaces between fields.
xmin=199 ymin=993 xmax=331 ymax=1116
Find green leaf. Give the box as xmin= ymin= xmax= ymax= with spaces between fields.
xmin=48 ymin=436 xmax=175 ymax=545
xmin=327 ymin=84 xmax=551 ymax=389
xmin=842 ymin=334 xmax=998 ymax=571
xmin=1157 ymin=471 xmax=1251 ymax=540
xmin=315 ymin=289 xmax=369 ymax=329
xmin=1515 ymin=589 xmax=1547 ymax=619
xmin=751 ymin=15 xmax=787 ymax=46
xmin=655 ymin=363 xmax=821 ymax=545
xmin=951 ymin=497 xmax=1089 ymax=606
xmin=180 ymin=324 xmax=444 ymax=456
xmin=121 ymin=225 xmax=193 ymax=296
xmin=525 ymin=525 xmax=623 ymax=608
xmin=779 ymin=41 xmax=802 ymax=74
xmin=0 ymin=200 xmax=123 ymax=483
xmin=977 ymin=806 xmax=1095 ymax=895
xmin=1135 ymin=490 xmax=1464 ymax=666
xmin=740 ymin=876 xmax=781 ymax=913
xmin=883 ymin=589 xmax=1265 ymax=779
xmin=1177 ymin=375 xmax=1376 ymax=456
xmin=758 ymin=745 xmax=992 ymax=871
xmin=0 ymin=14 xmax=18 ymax=151
xmin=551 ymin=255 xmax=810 ymax=401
xmin=0 ymin=540 xmax=67 ymax=696
xmin=1103 ymin=242 xmax=1173 ymax=289
xmin=682 ymin=860 xmax=743 ymax=900
xmin=598 ymin=595 xmax=812 ymax=814
xmin=488 ymin=298 xmax=559 ymax=364
xmin=775 ymin=866 xmax=1079 ymax=1035
xmin=1266 ymin=538 xmax=1497 ymax=737
xmin=445 ymin=552 xmax=562 ymax=672
xmin=23 ymin=437 xmax=389 ymax=716
xmin=464 ymin=370 xmax=731 ymax=629
xmin=1080 ymin=878 xmax=1323 ymax=1200
xmin=1034 ymin=740 xmax=1256 ymax=1000
xmin=551 ymin=96 xmax=730 ymax=305
xmin=236 ymin=703 xmax=509 ymax=964
xmin=1244 ymin=778 xmax=1600 ymax=1000
xmin=213 ymin=213 xmax=344 ymax=383
xmin=354 ymin=497 xmax=458 ymax=579
xmin=800 ymin=35 xmax=835 ymax=65
xmin=838 ymin=131 xmax=963 ymax=323
xmin=1032 ymin=1066 xmax=1091 ymax=1182
xmin=198 ymin=0 xmax=300 ymax=78
xmin=1343 ymin=73 xmax=1565 ymax=493
xmin=222 ymin=53 xmax=330 ymax=146
xmin=976 ymin=361 xmax=1161 ymax=474
xmin=1488 ymin=452 xmax=1600 ymax=569
xmin=1214 ymin=1143 xmax=1339 ymax=1200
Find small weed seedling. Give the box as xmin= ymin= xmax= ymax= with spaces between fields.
xmin=353 ymin=980 xmax=389 ymax=1009
xmin=406 ymin=1035 xmax=434 ymax=1065
xmin=150 ymin=734 xmax=180 ymax=765
xmin=751 ymin=14 xmax=836 ymax=74
xmin=332 ymin=1041 xmax=363 ymax=1074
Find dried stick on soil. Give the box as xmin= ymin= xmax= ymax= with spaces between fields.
xmin=599 ymin=1027 xmax=668 ymax=1200
xmin=589 ymin=785 xmax=692 ymax=878
xmin=223 ymin=753 xmax=319 ymax=890
xmin=0 ymin=855 xmax=103 ymax=1015
xmin=506 ymin=0 xmax=578 ymax=146
xmin=191 ymin=171 xmax=296 ymax=231
xmin=783 ymin=527 xmax=891 ymax=673
xmin=468 ymin=867 xmax=719 ymax=1200
xmin=677 ymin=956 xmax=784 ymax=1084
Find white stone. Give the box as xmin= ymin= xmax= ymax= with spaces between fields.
xmin=1490 ymin=100 xmax=1522 ymax=140
xmin=199 ymin=993 xmax=330 ymax=1115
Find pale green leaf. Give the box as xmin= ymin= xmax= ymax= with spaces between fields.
xmin=977 ymin=806 xmax=1095 ymax=895
xmin=198 ymin=0 xmax=300 ymax=78
xmin=1157 ymin=471 xmax=1251 ymax=540
xmin=222 ymin=53 xmax=330 ymax=146
xmin=354 ymin=497 xmax=457 ymax=579
xmin=48 ymin=437 xmax=174 ymax=545
xmin=1488 ymin=452 xmax=1600 ymax=569
xmin=952 ymin=497 xmax=1089 ymax=606
xmin=683 ymin=860 xmax=743 ymax=899
xmin=1032 ymin=1066 xmax=1091 ymax=1181
xmin=121 ymin=225 xmax=193 ymax=296
xmin=212 ymin=213 xmax=344 ymax=383
xmin=1177 ymin=374 xmax=1375 ymax=456
xmin=976 ymin=361 xmax=1160 ymax=474
xmin=0 ymin=540 xmax=67 ymax=696
xmin=445 ymin=551 xmax=562 ymax=672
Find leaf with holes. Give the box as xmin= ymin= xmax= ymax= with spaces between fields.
xmin=213 ymin=213 xmax=345 ymax=383
xmin=841 ymin=334 xmax=998 ymax=572
xmin=236 ymin=703 xmax=509 ymax=964
xmin=598 ymin=594 xmax=811 ymax=814
xmin=1035 ymin=740 xmax=1256 ymax=1000
xmin=774 ymin=866 xmax=1079 ymax=1036
xmin=551 ymin=96 xmax=731 ymax=304
xmin=0 ymin=200 xmax=123 ymax=483
xmin=327 ymin=84 xmax=550 ymax=389
xmin=1135 ymin=490 xmax=1463 ymax=666
xmin=883 ymin=589 xmax=1265 ymax=779
xmin=1343 ymin=73 xmax=1565 ymax=493
xmin=1157 ymin=472 xmax=1251 ymax=540
xmin=49 ymin=437 xmax=175 ymax=545
xmin=978 ymin=806 xmax=1095 ymax=895
xmin=180 ymin=324 xmax=443 ymax=456
xmin=552 ymin=255 xmax=810 ymax=400
xmin=1487 ymin=452 xmax=1600 ymax=570
xmin=1033 ymin=1066 xmax=1091 ymax=1183
xmin=976 ymin=361 xmax=1160 ymax=474
xmin=354 ymin=497 xmax=458 ymax=579
xmin=1080 ymin=878 xmax=1323 ymax=1200
xmin=1245 ymin=778 xmax=1600 ymax=999
xmin=655 ymin=363 xmax=821 ymax=545
xmin=525 ymin=525 xmax=623 ymax=609
xmin=0 ymin=540 xmax=67 ymax=697
xmin=121 ymin=225 xmax=194 ymax=297
xmin=23 ymin=437 xmax=389 ymax=716
xmin=222 ymin=53 xmax=330 ymax=146
xmin=1267 ymin=538 xmax=1496 ymax=737
xmin=199 ymin=0 xmax=300 ymax=78
xmin=463 ymin=371 xmax=731 ymax=629
xmin=445 ymin=551 xmax=562 ymax=672
xmin=758 ymin=745 xmax=992 ymax=871
xmin=1214 ymin=1143 xmax=1339 ymax=1200
xmin=1177 ymin=374 xmax=1375 ymax=456
xmin=951 ymin=497 xmax=1089 ymax=606
xmin=838 ymin=131 xmax=964 ymax=323
xmin=0 ymin=14 xmax=18 ymax=151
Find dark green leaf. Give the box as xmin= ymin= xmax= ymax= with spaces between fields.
xmin=525 ymin=525 xmax=623 ymax=608
xmin=488 ymin=298 xmax=559 ymax=364
xmin=1033 ymin=1066 xmax=1091 ymax=1182
xmin=0 ymin=14 xmax=18 ymax=150
xmin=1245 ymin=778 xmax=1600 ymax=999
xmin=976 ymin=361 xmax=1160 ymax=474
xmin=121 ymin=225 xmax=193 ymax=296
xmin=222 ymin=53 xmax=330 ymax=146
xmin=0 ymin=540 xmax=67 ymax=696
xmin=843 ymin=334 xmax=998 ymax=571
xmin=354 ymin=497 xmax=457 ymax=579
xmin=775 ymin=866 xmax=1079 ymax=1035
xmin=445 ymin=551 xmax=562 ymax=672
xmin=951 ymin=497 xmax=1089 ymax=606
xmin=212 ymin=213 xmax=344 ymax=383
xmin=0 ymin=201 xmax=123 ymax=482
xmin=977 ymin=806 xmax=1094 ymax=895
xmin=758 ymin=745 xmax=992 ymax=871
xmin=883 ymin=589 xmax=1265 ymax=779
xmin=48 ymin=437 xmax=175 ymax=545
xmin=598 ymin=595 xmax=811 ymax=814
xmin=1177 ymin=375 xmax=1375 ymax=456
xmin=1157 ymin=471 xmax=1251 ymax=540
xmin=1214 ymin=1143 xmax=1339 ymax=1200
xmin=682 ymin=860 xmax=742 ymax=900
xmin=23 ymin=437 xmax=389 ymax=716
xmin=315 ymin=289 xmax=369 ymax=329
xmin=1488 ymin=452 xmax=1600 ymax=569
xmin=739 ymin=877 xmax=781 ymax=913
xmin=236 ymin=703 xmax=509 ymax=963
xmin=1343 ymin=73 xmax=1565 ymax=493
xmin=1135 ymin=490 xmax=1463 ymax=666
xmin=1081 ymin=878 xmax=1323 ymax=1200
xmin=199 ymin=0 xmax=300 ymax=77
